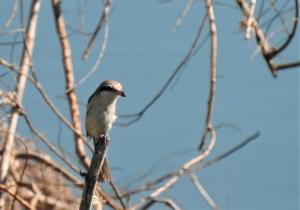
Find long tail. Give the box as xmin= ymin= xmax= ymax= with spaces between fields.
xmin=98 ymin=155 xmax=111 ymax=182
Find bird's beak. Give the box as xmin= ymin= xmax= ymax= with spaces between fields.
xmin=118 ymin=91 xmax=126 ymax=97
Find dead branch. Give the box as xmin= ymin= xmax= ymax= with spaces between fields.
xmin=0 ymin=184 xmax=34 ymax=210
xmin=2 ymin=0 xmax=19 ymax=29
xmin=71 ymin=23 xmax=109 ymax=90
xmin=79 ymin=136 xmax=109 ymax=210
xmin=0 ymin=58 xmax=19 ymax=71
xmin=11 ymin=136 xmax=29 ymax=210
xmin=15 ymin=151 xmax=83 ymax=188
xmin=51 ymin=0 xmax=90 ymax=170
xmin=82 ymin=0 xmax=112 ymax=60
xmin=236 ymin=0 xmax=299 ymax=76
xmin=21 ymin=113 xmax=82 ymax=175
xmin=0 ymin=0 xmax=41 ymax=206
xmin=132 ymin=129 xmax=216 ymax=210
xmin=173 ymin=0 xmax=196 ymax=31
xmin=198 ymin=0 xmax=218 ymax=150
xmin=118 ymin=13 xmax=208 ymax=126
xmin=122 ymin=131 xmax=259 ymax=202
xmin=140 ymin=198 xmax=181 ymax=210
xmin=190 ymin=173 xmax=218 ymax=210
xmin=2 ymin=63 xmax=93 ymax=152
xmin=198 ymin=131 xmax=261 ymax=170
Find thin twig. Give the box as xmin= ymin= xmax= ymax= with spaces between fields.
xmin=236 ymin=0 xmax=299 ymax=76
xmin=2 ymin=61 xmax=93 ymax=152
xmin=51 ymin=0 xmax=90 ymax=170
xmin=71 ymin=23 xmax=109 ymax=90
xmin=132 ymin=129 xmax=216 ymax=210
xmin=109 ymin=180 xmax=127 ymax=209
xmin=0 ymin=184 xmax=34 ymax=210
xmin=126 ymin=131 xmax=259 ymax=201
xmin=190 ymin=173 xmax=218 ymax=210
xmin=82 ymin=0 xmax=112 ymax=60
xmin=3 ymin=0 xmax=19 ymax=28
xmin=118 ymin=13 xmax=208 ymax=126
xmin=173 ymin=0 xmax=195 ymax=31
xmin=198 ymin=131 xmax=261 ymax=170
xmin=245 ymin=0 xmax=256 ymax=39
xmin=0 ymin=0 xmax=41 ymax=204
xmin=21 ymin=113 xmax=82 ymax=175
xmin=199 ymin=0 xmax=218 ymax=150
xmin=10 ymin=137 xmax=29 ymax=210
xmin=15 ymin=150 xmax=84 ymax=187
xmin=141 ymin=198 xmax=182 ymax=210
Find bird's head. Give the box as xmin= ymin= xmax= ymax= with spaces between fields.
xmin=94 ymin=80 xmax=126 ymax=104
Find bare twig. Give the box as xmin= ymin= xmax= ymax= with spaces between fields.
xmin=190 ymin=173 xmax=218 ymax=210
xmin=82 ymin=0 xmax=112 ymax=60
xmin=199 ymin=0 xmax=218 ymax=150
xmin=173 ymin=0 xmax=195 ymax=31
xmin=0 ymin=0 xmax=41 ymax=205
xmin=71 ymin=23 xmax=109 ymax=90
xmin=109 ymin=180 xmax=127 ymax=209
xmin=51 ymin=0 xmax=90 ymax=170
xmin=21 ymin=113 xmax=82 ymax=175
xmin=2 ymin=0 xmax=19 ymax=29
xmin=15 ymin=151 xmax=83 ymax=187
xmin=125 ymin=131 xmax=259 ymax=202
xmin=198 ymin=131 xmax=261 ymax=170
xmin=245 ymin=0 xmax=256 ymax=39
xmin=236 ymin=0 xmax=299 ymax=76
xmin=2 ymin=61 xmax=93 ymax=152
xmin=11 ymin=136 xmax=29 ymax=210
xmin=132 ymin=129 xmax=216 ymax=210
xmin=0 ymin=58 xmax=19 ymax=71
xmin=118 ymin=13 xmax=208 ymax=126
xmin=141 ymin=198 xmax=181 ymax=210
xmin=0 ymin=184 xmax=34 ymax=210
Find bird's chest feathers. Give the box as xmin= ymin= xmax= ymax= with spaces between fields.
xmin=87 ymin=97 xmax=117 ymax=134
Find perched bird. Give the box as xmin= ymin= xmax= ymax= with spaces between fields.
xmin=86 ymin=80 xmax=126 ymax=182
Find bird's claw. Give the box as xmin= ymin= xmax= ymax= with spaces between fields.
xmin=100 ymin=133 xmax=110 ymax=141
xmin=80 ymin=170 xmax=87 ymax=177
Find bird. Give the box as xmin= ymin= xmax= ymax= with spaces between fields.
xmin=85 ymin=80 xmax=126 ymax=182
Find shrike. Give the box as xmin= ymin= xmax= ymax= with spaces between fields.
xmin=86 ymin=80 xmax=125 ymax=182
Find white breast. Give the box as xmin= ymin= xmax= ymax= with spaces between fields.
xmin=86 ymin=95 xmax=117 ymax=139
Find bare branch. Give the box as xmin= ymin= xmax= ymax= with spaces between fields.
xmin=2 ymin=0 xmax=19 ymax=29
xmin=82 ymin=0 xmax=112 ymax=60
xmin=15 ymin=151 xmax=83 ymax=188
xmin=118 ymin=13 xmax=208 ymax=126
xmin=245 ymin=0 xmax=256 ymax=39
xmin=198 ymin=131 xmax=261 ymax=170
xmin=132 ymin=129 xmax=216 ymax=210
xmin=51 ymin=0 xmax=90 ymax=170
xmin=21 ymin=113 xmax=82 ymax=175
xmin=79 ymin=136 xmax=109 ymax=210
xmin=0 ymin=58 xmax=19 ymax=71
xmin=190 ymin=174 xmax=218 ymax=210
xmin=173 ymin=0 xmax=196 ymax=31
xmin=109 ymin=180 xmax=127 ymax=209
xmin=0 ymin=184 xmax=34 ymax=210
xmin=141 ymin=198 xmax=181 ymax=210
xmin=11 ymin=136 xmax=29 ymax=210
xmin=236 ymin=0 xmax=299 ymax=76
xmin=199 ymin=0 xmax=218 ymax=150
xmin=71 ymin=23 xmax=109 ymax=90
xmin=0 ymin=0 xmax=41 ymax=203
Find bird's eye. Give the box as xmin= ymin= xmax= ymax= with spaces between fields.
xmin=101 ymin=85 xmax=113 ymax=92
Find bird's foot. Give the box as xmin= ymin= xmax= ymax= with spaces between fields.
xmin=100 ymin=133 xmax=110 ymax=142
xmin=80 ymin=170 xmax=88 ymax=177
